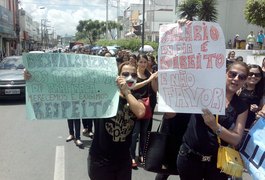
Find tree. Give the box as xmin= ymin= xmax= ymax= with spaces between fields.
xmin=198 ymin=0 xmax=218 ymax=22
xmin=245 ymin=0 xmax=265 ymax=28
xmin=177 ymin=0 xmax=199 ymax=21
xmin=177 ymin=0 xmax=218 ymax=22
xmin=76 ymin=19 xmax=104 ymax=44
xmin=76 ymin=19 xmax=123 ymax=44
xmin=107 ymin=21 xmax=123 ymax=39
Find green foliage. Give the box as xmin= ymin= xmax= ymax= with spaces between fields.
xmin=177 ymin=0 xmax=218 ymax=22
xmin=75 ymin=19 xmax=123 ymax=44
xmin=198 ymin=0 xmax=218 ymax=22
xmin=178 ymin=0 xmax=200 ymax=20
xmin=245 ymin=0 xmax=265 ymax=28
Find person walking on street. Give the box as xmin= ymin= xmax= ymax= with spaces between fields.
xmin=130 ymin=53 xmax=158 ymax=169
xmin=82 ymin=119 xmax=94 ymax=138
xmin=87 ymin=62 xmax=146 ymax=180
xmin=66 ymin=119 xmax=83 ymax=147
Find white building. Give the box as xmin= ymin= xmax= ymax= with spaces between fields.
xmin=123 ymin=0 xmax=262 ymax=48
xmin=19 ymin=9 xmax=41 ymax=51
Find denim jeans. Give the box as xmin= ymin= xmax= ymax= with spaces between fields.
xmin=67 ymin=119 xmax=81 ymax=139
xmin=130 ymin=119 xmax=150 ymax=159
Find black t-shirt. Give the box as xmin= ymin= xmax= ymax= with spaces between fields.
xmin=89 ymin=95 xmax=139 ymax=163
xmin=183 ymin=94 xmax=248 ymax=155
xmin=238 ymin=88 xmax=260 ymax=129
xmin=133 ymin=71 xmax=151 ymax=98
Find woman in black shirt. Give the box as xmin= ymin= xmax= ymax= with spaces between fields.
xmin=177 ymin=61 xmax=249 ymax=180
xmin=88 ymin=62 xmax=146 ymax=180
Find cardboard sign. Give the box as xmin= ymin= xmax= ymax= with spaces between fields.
xmin=23 ymin=53 xmax=119 ymax=120
xmin=240 ymin=118 xmax=265 ymax=180
xmin=158 ymin=21 xmax=226 ymax=115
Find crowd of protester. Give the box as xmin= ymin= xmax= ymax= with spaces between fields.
xmin=23 ymin=24 xmax=265 ymax=180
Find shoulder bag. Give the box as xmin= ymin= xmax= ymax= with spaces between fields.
xmin=216 ymin=115 xmax=244 ymax=178
xmin=143 ymin=120 xmax=180 ymax=175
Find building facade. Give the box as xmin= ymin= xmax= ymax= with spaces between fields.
xmin=123 ymin=0 xmax=262 ymax=48
xmin=0 ymin=0 xmax=19 ymax=58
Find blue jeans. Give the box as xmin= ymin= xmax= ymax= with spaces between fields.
xmin=130 ymin=119 xmax=150 ymax=159
xmin=67 ymin=119 xmax=81 ymax=139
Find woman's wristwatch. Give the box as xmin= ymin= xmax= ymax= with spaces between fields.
xmin=215 ymin=125 xmax=223 ymax=136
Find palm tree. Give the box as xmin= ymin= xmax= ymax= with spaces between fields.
xmin=177 ymin=0 xmax=200 ymax=21
xmin=198 ymin=0 xmax=218 ymax=22
xmin=177 ymin=0 xmax=218 ymax=22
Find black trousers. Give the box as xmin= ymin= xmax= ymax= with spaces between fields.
xmin=87 ymin=155 xmax=131 ymax=180
xmin=67 ymin=119 xmax=81 ymax=139
xmin=177 ymin=144 xmax=228 ymax=180
xmin=82 ymin=118 xmax=93 ymax=131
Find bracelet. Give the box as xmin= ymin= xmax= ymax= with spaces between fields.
xmin=215 ymin=125 xmax=222 ymax=136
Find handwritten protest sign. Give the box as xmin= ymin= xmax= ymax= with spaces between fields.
xmin=240 ymin=118 xmax=265 ymax=180
xmin=157 ymin=21 xmax=226 ymax=115
xmin=23 ymin=53 xmax=119 ymax=120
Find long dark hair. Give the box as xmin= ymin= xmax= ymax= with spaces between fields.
xmin=226 ymin=61 xmax=249 ymax=75
xmin=137 ymin=53 xmax=151 ymax=78
xmin=247 ymin=64 xmax=264 ymax=99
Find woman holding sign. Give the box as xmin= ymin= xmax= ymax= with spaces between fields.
xmin=176 ymin=61 xmax=249 ymax=180
xmin=87 ymin=61 xmax=146 ymax=180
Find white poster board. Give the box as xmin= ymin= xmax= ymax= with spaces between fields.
xmin=240 ymin=118 xmax=265 ymax=180
xmin=158 ymin=21 xmax=226 ymax=115
xmin=23 ymin=53 xmax=119 ymax=120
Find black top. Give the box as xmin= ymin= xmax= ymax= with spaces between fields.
xmin=133 ymin=71 xmax=151 ymax=98
xmin=238 ymin=88 xmax=260 ymax=129
xmin=183 ymin=94 xmax=248 ymax=156
xmin=89 ymin=95 xmax=139 ymax=164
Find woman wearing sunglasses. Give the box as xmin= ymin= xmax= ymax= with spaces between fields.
xmin=176 ymin=61 xmax=249 ymax=180
xmin=237 ymin=64 xmax=264 ymax=130
xmin=87 ymin=61 xmax=146 ymax=180
xmin=130 ymin=53 xmax=158 ymax=169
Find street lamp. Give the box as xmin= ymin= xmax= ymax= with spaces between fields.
xmin=141 ymin=0 xmax=145 ymax=53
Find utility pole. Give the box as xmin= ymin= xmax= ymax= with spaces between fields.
xmin=117 ymin=0 xmax=121 ymax=39
xmin=141 ymin=0 xmax=145 ymax=53
xmin=106 ymin=0 xmax=108 ymax=39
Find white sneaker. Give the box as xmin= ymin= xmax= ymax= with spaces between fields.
xmin=66 ymin=135 xmax=74 ymax=142
xmin=82 ymin=129 xmax=88 ymax=135
xmin=75 ymin=139 xmax=83 ymax=146
xmin=88 ymin=132 xmax=94 ymax=139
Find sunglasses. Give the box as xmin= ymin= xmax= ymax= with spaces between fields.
xmin=227 ymin=71 xmax=247 ymax=81
xmin=121 ymin=72 xmax=138 ymax=79
xmin=248 ymin=72 xmax=262 ymax=78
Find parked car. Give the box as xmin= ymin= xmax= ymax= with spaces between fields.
xmin=0 ymin=56 xmax=25 ymax=99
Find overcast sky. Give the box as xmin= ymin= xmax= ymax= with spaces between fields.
xmin=20 ymin=0 xmax=141 ymax=37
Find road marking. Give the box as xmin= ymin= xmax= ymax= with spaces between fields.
xmin=54 ymin=146 xmax=65 ymax=180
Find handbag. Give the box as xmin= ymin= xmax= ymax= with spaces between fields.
xmin=143 ymin=119 xmax=182 ymax=175
xmin=216 ymin=115 xmax=244 ymax=177
xmin=139 ymin=97 xmax=152 ymax=120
